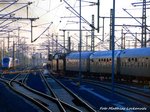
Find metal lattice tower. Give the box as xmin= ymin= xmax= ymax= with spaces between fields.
xmin=141 ymin=0 xmax=147 ymax=47
xmin=109 ymin=9 xmax=113 ymax=50
xmin=91 ymin=15 xmax=95 ymax=51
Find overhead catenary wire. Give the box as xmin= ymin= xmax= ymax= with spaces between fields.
xmin=32 ymin=22 xmax=53 ymax=42
xmin=0 ymin=0 xmax=18 ymax=13
xmin=63 ymin=0 xmax=96 ymax=30
xmin=123 ymin=8 xmax=150 ymax=32
xmin=0 ymin=2 xmax=32 ymax=19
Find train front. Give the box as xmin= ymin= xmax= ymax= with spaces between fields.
xmin=2 ymin=57 xmax=11 ymax=69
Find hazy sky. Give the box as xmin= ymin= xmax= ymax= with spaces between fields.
xmin=28 ymin=0 xmax=146 ymax=44
xmin=1 ymin=0 xmax=149 ymax=52
xmin=28 ymin=0 xmax=146 ymax=31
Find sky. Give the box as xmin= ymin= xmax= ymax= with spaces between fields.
xmin=1 ymin=0 xmax=149 ymax=54
xmin=27 ymin=0 xmax=148 ymax=50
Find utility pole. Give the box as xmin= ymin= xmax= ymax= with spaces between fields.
xmin=8 ymin=32 xmax=10 ymax=52
xmin=3 ymin=38 xmax=5 ymax=58
xmin=63 ymin=30 xmax=66 ymax=53
xmin=67 ymin=32 xmax=71 ymax=53
xmin=97 ymin=0 xmax=100 ymax=33
xmin=86 ymin=32 xmax=88 ymax=51
xmin=52 ymin=34 xmax=54 ymax=54
xmin=111 ymin=0 xmax=116 ymax=95
xmin=68 ymin=36 xmax=71 ymax=53
xmin=79 ymin=0 xmax=82 ymax=86
xmin=56 ymin=34 xmax=58 ymax=53
xmin=48 ymin=36 xmax=50 ymax=61
xmin=12 ymin=41 xmax=15 ymax=68
xmin=130 ymin=0 xmax=150 ymax=47
xmin=102 ymin=17 xmax=105 ymax=41
xmin=91 ymin=15 xmax=95 ymax=51
xmin=135 ymin=33 xmax=138 ymax=48
xmin=110 ymin=9 xmax=113 ymax=50
xmin=141 ymin=0 xmax=147 ymax=47
xmin=121 ymin=29 xmax=124 ymax=49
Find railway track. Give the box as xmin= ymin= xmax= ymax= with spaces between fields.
xmin=0 ymin=71 xmax=65 ymax=112
xmin=82 ymin=79 xmax=150 ymax=107
xmin=40 ymin=70 xmax=96 ymax=112
xmin=0 ymin=70 xmax=96 ymax=112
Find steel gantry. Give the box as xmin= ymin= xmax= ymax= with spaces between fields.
xmin=132 ymin=0 xmax=150 ymax=47
xmin=0 ymin=1 xmax=39 ymax=43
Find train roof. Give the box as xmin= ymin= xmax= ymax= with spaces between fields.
xmin=120 ymin=47 xmax=150 ymax=57
xmin=2 ymin=57 xmax=13 ymax=60
xmin=3 ymin=57 xmax=12 ymax=59
xmin=90 ymin=50 xmax=121 ymax=58
xmin=66 ymin=51 xmax=93 ymax=59
xmin=53 ymin=53 xmax=66 ymax=59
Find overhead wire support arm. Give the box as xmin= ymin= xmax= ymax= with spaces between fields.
xmin=99 ymin=16 xmax=142 ymax=19
xmin=131 ymin=0 xmax=150 ymax=47
xmin=122 ymin=8 xmax=150 ymax=32
xmin=0 ymin=18 xmax=9 ymax=26
xmin=62 ymin=0 xmax=96 ymax=30
xmin=0 ymin=2 xmax=32 ymax=19
xmin=0 ymin=0 xmax=18 ymax=13
xmin=122 ymin=8 xmax=142 ymax=25
xmin=51 ymin=37 xmax=69 ymax=52
xmin=59 ymin=29 xmax=91 ymax=31
xmin=0 ymin=1 xmax=30 ymax=5
xmin=122 ymin=25 xmax=141 ymax=42
xmin=77 ymin=0 xmax=100 ymax=32
xmin=132 ymin=1 xmax=150 ymax=6
xmin=0 ymin=19 xmax=18 ymax=29
xmin=60 ymin=16 xmax=77 ymax=18
xmin=0 ymin=17 xmax=39 ymax=20
xmin=31 ymin=22 xmax=53 ymax=43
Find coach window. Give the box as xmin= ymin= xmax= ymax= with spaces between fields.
xmin=146 ymin=57 xmax=148 ymax=60
xmin=99 ymin=59 xmax=101 ymax=62
xmin=135 ymin=58 xmax=137 ymax=62
xmin=107 ymin=58 xmax=109 ymax=62
xmin=128 ymin=58 xmax=131 ymax=62
xmin=104 ymin=59 xmax=106 ymax=62
xmin=109 ymin=58 xmax=111 ymax=61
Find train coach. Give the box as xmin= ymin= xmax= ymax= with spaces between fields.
xmin=51 ymin=53 xmax=66 ymax=73
xmin=89 ymin=50 xmax=121 ymax=78
xmin=50 ymin=47 xmax=150 ymax=83
xmin=119 ymin=47 xmax=150 ymax=82
xmin=65 ymin=51 xmax=93 ymax=74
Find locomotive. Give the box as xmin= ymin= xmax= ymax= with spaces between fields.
xmin=2 ymin=57 xmax=19 ymax=69
xmin=51 ymin=47 xmax=150 ymax=83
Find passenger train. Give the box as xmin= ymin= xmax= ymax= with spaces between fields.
xmin=51 ymin=47 xmax=150 ymax=84
xmin=2 ymin=57 xmax=19 ymax=69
